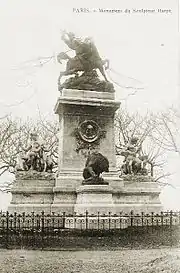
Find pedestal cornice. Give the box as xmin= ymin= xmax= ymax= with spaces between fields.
xmin=54 ymin=89 xmax=121 ymax=114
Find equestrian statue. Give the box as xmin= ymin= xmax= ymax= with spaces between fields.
xmin=57 ymin=31 xmax=114 ymax=92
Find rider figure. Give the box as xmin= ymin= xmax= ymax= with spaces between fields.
xmin=60 ymin=31 xmax=103 ymax=72
xmin=61 ymin=31 xmax=91 ymax=69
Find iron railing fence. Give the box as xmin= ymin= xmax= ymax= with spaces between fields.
xmin=0 ymin=211 xmax=179 ymax=249
xmin=0 ymin=210 xmax=179 ymax=231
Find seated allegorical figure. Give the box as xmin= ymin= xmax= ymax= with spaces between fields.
xmin=16 ymin=132 xmax=53 ymax=172
xmin=120 ymin=137 xmax=148 ymax=176
xmin=82 ymin=151 xmax=109 ymax=184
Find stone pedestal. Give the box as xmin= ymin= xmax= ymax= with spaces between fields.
xmin=52 ymin=89 xmax=121 ymax=214
xmin=8 ymin=171 xmax=55 ymax=214
xmin=54 ymin=89 xmax=120 ymax=171
xmin=112 ymin=175 xmax=162 ymax=213
xmin=74 ymin=184 xmax=115 ymax=215
xmin=52 ymin=89 xmax=162 ymax=215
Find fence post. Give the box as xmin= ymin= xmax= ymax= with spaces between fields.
xmin=14 ymin=212 xmax=17 ymax=231
xmin=129 ymin=211 xmax=134 ymax=249
xmin=97 ymin=212 xmax=100 ymax=230
xmin=130 ymin=210 xmax=134 ymax=227
xmin=62 ymin=212 xmax=66 ymax=228
xmin=74 ymin=211 xmax=77 ymax=229
xmin=170 ymin=210 xmax=173 ymax=227
xmin=151 ymin=212 xmax=154 ymax=227
xmin=6 ymin=211 xmax=9 ymax=249
xmin=161 ymin=211 xmax=164 ymax=227
xmin=41 ymin=211 xmax=45 ymax=249
xmin=52 ymin=212 xmax=55 ymax=231
xmin=85 ymin=211 xmax=88 ymax=230
xmin=20 ymin=212 xmax=25 ymax=248
xmin=141 ymin=212 xmax=144 ymax=227
xmin=170 ymin=210 xmax=173 ymax=246
xmin=109 ymin=212 xmax=111 ymax=230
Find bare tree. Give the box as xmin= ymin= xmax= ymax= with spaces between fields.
xmin=115 ymin=107 xmax=176 ymax=185
xmin=152 ymin=107 xmax=180 ymax=155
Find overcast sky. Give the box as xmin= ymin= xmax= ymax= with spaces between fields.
xmin=0 ymin=0 xmax=179 ymax=210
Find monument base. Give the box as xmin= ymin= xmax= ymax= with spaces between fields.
xmin=74 ymin=184 xmax=115 ymax=215
xmin=9 ymin=171 xmax=162 ymax=215
xmin=51 ymin=170 xmax=82 ymax=214
xmin=51 ymin=173 xmax=162 ymax=215
xmin=112 ymin=175 xmax=163 ymax=214
xmin=8 ymin=171 xmax=55 ymax=214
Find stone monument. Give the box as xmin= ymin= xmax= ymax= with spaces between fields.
xmin=9 ymin=31 xmax=162 ymax=214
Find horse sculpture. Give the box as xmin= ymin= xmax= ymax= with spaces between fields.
xmin=57 ymin=31 xmax=110 ymax=85
xmin=57 ymin=52 xmax=109 ymax=81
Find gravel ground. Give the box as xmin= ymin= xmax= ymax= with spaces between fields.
xmin=0 ymin=248 xmax=180 ymax=273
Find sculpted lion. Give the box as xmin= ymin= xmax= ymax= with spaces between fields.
xmin=83 ymin=152 xmax=109 ymax=183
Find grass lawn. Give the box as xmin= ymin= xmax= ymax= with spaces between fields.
xmin=0 ymin=248 xmax=180 ymax=273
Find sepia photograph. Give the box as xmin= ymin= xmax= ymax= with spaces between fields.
xmin=0 ymin=0 xmax=179 ymax=272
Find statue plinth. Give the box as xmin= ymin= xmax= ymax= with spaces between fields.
xmin=113 ymin=175 xmax=162 ymax=213
xmin=52 ymin=89 xmax=120 ymax=214
xmin=52 ymin=89 xmax=162 ymax=214
xmin=74 ymin=184 xmax=115 ymax=215
xmin=82 ymin=176 xmax=109 ymax=185
xmin=54 ymin=89 xmax=120 ymax=172
xmin=8 ymin=171 xmax=55 ymax=214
